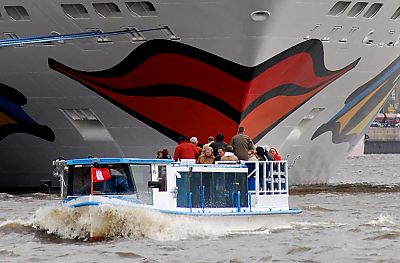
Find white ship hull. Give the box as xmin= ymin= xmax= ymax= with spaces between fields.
xmin=0 ymin=0 xmax=399 ymax=187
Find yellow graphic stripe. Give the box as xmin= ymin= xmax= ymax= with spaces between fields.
xmin=336 ymin=81 xmax=386 ymax=133
xmin=347 ymin=85 xmax=394 ymax=135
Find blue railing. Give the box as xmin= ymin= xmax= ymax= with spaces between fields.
xmin=0 ymin=27 xmax=167 ymax=48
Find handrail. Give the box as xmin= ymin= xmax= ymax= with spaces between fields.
xmin=0 ymin=26 xmax=169 ymax=48
xmin=243 ymin=160 xmax=288 ymax=196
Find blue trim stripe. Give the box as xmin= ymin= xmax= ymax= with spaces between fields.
xmin=158 ymin=208 xmax=302 ymax=216
xmin=70 ymin=201 xmax=101 ymax=208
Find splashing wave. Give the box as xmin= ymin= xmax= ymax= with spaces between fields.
xmin=32 ymin=204 xmax=234 ymax=241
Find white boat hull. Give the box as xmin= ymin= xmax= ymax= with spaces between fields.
xmin=65 ymin=195 xmax=300 ymax=238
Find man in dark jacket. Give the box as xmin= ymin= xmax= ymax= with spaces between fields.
xmin=210 ymin=133 xmax=227 ymax=157
xmin=173 ymin=136 xmax=198 ymax=161
xmin=230 ymin=126 xmax=254 ymax=161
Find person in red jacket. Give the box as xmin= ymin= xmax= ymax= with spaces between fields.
xmin=173 ymin=136 xmax=198 ymax=161
xmin=269 ymin=147 xmax=282 ymax=161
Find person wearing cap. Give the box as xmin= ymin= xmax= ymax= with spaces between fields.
xmin=230 ymin=126 xmax=254 ymax=161
xmin=173 ymin=136 xmax=198 ymax=161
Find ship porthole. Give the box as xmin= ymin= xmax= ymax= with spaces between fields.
xmin=250 ymin=11 xmax=270 ymax=21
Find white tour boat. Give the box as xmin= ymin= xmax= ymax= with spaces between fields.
xmin=53 ymin=157 xmax=301 ymax=238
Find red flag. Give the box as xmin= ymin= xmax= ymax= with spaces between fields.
xmin=91 ymin=167 xmax=111 ymax=183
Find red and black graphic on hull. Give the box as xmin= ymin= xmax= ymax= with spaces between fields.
xmin=49 ymin=39 xmax=359 ymax=143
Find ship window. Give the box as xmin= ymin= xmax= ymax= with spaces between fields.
xmin=363 ymin=3 xmax=383 ymax=18
xmin=61 ymin=4 xmax=90 ymax=19
xmin=125 ymin=1 xmax=158 ymax=17
xmin=327 ymin=1 xmax=351 ymax=16
xmin=250 ymin=11 xmax=270 ymax=21
xmin=87 ymin=28 xmax=112 ymax=43
xmin=4 ymin=6 xmax=30 ymax=21
xmin=93 ymin=3 xmax=122 ymax=18
xmin=390 ymin=7 xmax=400 ymax=20
xmin=347 ymin=2 xmax=368 ymax=17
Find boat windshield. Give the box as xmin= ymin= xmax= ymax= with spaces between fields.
xmin=69 ymin=164 xmax=135 ymax=195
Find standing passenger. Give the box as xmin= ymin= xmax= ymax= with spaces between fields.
xmin=221 ymin=145 xmax=239 ymax=162
xmin=230 ymin=126 xmax=254 ymax=161
xmin=173 ymin=136 xmax=197 ymax=161
xmin=190 ymin=136 xmax=202 ymax=158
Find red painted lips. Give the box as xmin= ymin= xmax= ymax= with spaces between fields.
xmin=49 ymin=39 xmax=359 ymax=144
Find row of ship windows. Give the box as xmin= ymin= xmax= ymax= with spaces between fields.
xmin=328 ymin=1 xmax=400 ymax=19
xmin=0 ymin=2 xmax=157 ymax=21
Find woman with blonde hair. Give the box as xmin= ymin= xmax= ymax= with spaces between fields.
xmin=197 ymin=146 xmax=215 ymax=164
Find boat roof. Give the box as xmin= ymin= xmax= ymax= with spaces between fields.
xmin=66 ymin=157 xmax=174 ymax=165
xmin=65 ymin=157 xmax=247 ymax=168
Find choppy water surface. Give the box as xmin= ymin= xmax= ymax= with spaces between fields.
xmin=1 ymin=154 xmax=400 ymax=262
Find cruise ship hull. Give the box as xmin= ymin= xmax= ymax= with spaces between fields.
xmin=0 ymin=0 xmax=399 ymax=187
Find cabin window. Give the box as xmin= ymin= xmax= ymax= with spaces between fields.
xmin=93 ymin=3 xmax=122 ymax=18
xmin=61 ymin=4 xmax=90 ymax=19
xmin=125 ymin=1 xmax=158 ymax=16
xmin=157 ymin=165 xmax=167 ymax=192
xmin=130 ymin=164 xmax=153 ymax=205
xmin=4 ymin=6 xmax=30 ymax=21
xmin=176 ymin=171 xmax=248 ymax=208
xmin=391 ymin=7 xmax=400 ymax=20
xmin=69 ymin=164 xmax=134 ymax=195
xmin=347 ymin=2 xmax=368 ymax=17
xmin=363 ymin=3 xmax=383 ymax=18
xmin=327 ymin=1 xmax=351 ymax=16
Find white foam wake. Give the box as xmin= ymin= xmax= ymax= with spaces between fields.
xmin=32 ymin=204 xmax=229 ymax=241
xmin=365 ymin=214 xmax=395 ymax=226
